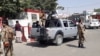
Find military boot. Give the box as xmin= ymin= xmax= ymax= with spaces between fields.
xmin=78 ymin=43 xmax=81 ymax=48
xmin=81 ymin=44 xmax=85 ymax=48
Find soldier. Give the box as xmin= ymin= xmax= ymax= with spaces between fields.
xmin=77 ymin=19 xmax=85 ymax=48
xmin=1 ymin=22 xmax=14 ymax=56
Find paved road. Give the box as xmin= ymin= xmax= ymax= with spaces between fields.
xmin=13 ymin=29 xmax=100 ymax=56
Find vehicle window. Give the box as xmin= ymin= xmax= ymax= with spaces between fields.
xmin=32 ymin=14 xmax=37 ymax=22
xmin=69 ymin=21 xmax=75 ymax=27
xmin=56 ymin=21 xmax=62 ymax=27
xmin=32 ymin=22 xmax=37 ymax=28
xmin=45 ymin=20 xmax=55 ymax=27
xmin=45 ymin=19 xmax=61 ymax=27
xmin=63 ymin=21 xmax=68 ymax=27
xmin=32 ymin=22 xmax=41 ymax=28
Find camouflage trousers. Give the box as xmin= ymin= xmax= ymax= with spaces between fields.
xmin=78 ymin=32 xmax=85 ymax=47
xmin=4 ymin=39 xmax=13 ymax=56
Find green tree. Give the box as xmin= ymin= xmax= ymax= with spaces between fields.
xmin=94 ymin=8 xmax=100 ymax=12
xmin=31 ymin=0 xmax=57 ymax=14
xmin=31 ymin=0 xmax=58 ymax=19
xmin=0 ymin=0 xmax=58 ymax=19
xmin=0 ymin=0 xmax=19 ymax=18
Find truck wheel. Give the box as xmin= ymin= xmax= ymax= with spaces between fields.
xmin=55 ymin=34 xmax=63 ymax=46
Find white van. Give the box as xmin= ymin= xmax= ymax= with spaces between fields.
xmin=84 ymin=19 xmax=100 ymax=29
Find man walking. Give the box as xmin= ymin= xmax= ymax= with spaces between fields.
xmin=15 ymin=21 xmax=22 ymax=43
xmin=1 ymin=22 xmax=14 ymax=56
xmin=77 ymin=19 xmax=85 ymax=48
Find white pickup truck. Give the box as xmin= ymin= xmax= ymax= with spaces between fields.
xmin=30 ymin=18 xmax=78 ymax=45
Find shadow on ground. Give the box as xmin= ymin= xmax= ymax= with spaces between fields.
xmin=67 ymin=44 xmax=78 ymax=48
xmin=26 ymin=38 xmax=77 ymax=48
xmin=63 ymin=38 xmax=77 ymax=43
xmin=67 ymin=44 xmax=86 ymax=49
xmin=26 ymin=42 xmax=56 ymax=48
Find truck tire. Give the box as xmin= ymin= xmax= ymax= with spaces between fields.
xmin=55 ymin=34 xmax=63 ymax=46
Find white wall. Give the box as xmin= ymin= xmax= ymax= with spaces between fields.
xmin=8 ymin=12 xmax=40 ymax=27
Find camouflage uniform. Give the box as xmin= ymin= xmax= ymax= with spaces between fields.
xmin=77 ymin=22 xmax=85 ymax=48
xmin=0 ymin=30 xmax=3 ymax=55
xmin=1 ymin=25 xmax=14 ymax=56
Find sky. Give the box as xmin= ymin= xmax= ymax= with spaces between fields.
xmin=57 ymin=0 xmax=100 ymax=14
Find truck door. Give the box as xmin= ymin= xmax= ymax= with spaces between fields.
xmin=30 ymin=21 xmax=41 ymax=37
xmin=68 ymin=21 xmax=77 ymax=37
xmin=63 ymin=21 xmax=70 ymax=38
